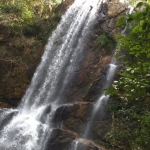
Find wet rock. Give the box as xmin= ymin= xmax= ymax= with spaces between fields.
xmin=28 ymin=63 xmax=39 ymax=79
xmin=64 ymin=102 xmax=94 ymax=135
xmin=65 ymin=117 xmax=84 ymax=133
xmin=0 ymin=109 xmax=18 ymax=130
xmin=67 ymin=50 xmax=111 ymax=104
xmin=53 ymin=103 xmax=80 ymax=122
xmin=89 ymin=119 xmax=112 ymax=142
xmin=38 ymin=104 xmax=51 ymax=124
xmin=98 ymin=2 xmax=108 ymax=15
xmin=83 ymin=64 xmax=110 ymax=102
xmin=53 ymin=102 xmax=94 ymax=135
xmin=71 ymin=102 xmax=93 ymax=120
xmin=97 ymin=13 xmax=108 ymax=23
xmin=0 ymin=102 xmax=11 ymax=108
xmin=45 ymin=128 xmax=78 ymax=150
xmin=99 ymin=0 xmax=128 ymax=33
xmin=107 ymin=0 xmax=128 ymax=17
xmin=76 ymin=138 xmax=101 ymax=150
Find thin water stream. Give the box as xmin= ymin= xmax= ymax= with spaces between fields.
xmin=83 ymin=63 xmax=118 ymax=139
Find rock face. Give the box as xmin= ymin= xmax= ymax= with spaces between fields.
xmin=0 ymin=109 xmax=18 ymax=130
xmin=45 ymin=129 xmax=102 ymax=150
xmin=76 ymin=138 xmax=101 ymax=150
xmin=53 ymin=102 xmax=94 ymax=135
xmin=100 ymin=0 xmax=128 ymax=34
xmin=52 ymin=101 xmax=112 ymax=143
xmin=45 ymin=129 xmax=78 ymax=150
xmin=0 ymin=102 xmax=11 ymax=108
xmin=82 ymin=65 xmax=111 ymax=102
xmin=107 ymin=0 xmax=128 ymax=17
xmin=53 ymin=104 xmax=80 ymax=122
xmin=64 ymin=102 xmax=93 ymax=134
xmin=0 ymin=36 xmax=43 ymax=107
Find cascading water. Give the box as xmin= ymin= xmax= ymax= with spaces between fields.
xmin=83 ymin=63 xmax=118 ymax=139
xmin=70 ymin=140 xmax=79 ymax=150
xmin=0 ymin=0 xmax=104 ymax=149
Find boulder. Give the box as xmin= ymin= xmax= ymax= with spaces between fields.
xmin=83 ymin=64 xmax=110 ymax=102
xmin=53 ymin=103 xmax=80 ymax=122
xmin=99 ymin=0 xmax=128 ymax=33
xmin=0 ymin=109 xmax=18 ymax=130
xmin=76 ymin=138 xmax=101 ymax=150
xmin=45 ymin=128 xmax=78 ymax=150
xmin=64 ymin=102 xmax=94 ymax=134
xmin=52 ymin=102 xmax=94 ymax=135
xmin=107 ymin=0 xmax=128 ymax=17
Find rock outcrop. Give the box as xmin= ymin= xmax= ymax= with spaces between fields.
xmin=0 ymin=109 xmax=18 ymax=130
xmin=45 ymin=128 xmax=78 ymax=150
xmin=53 ymin=102 xmax=93 ymax=135
xmin=44 ymin=128 xmax=102 ymax=150
xmin=100 ymin=0 xmax=128 ymax=34
xmin=76 ymin=138 xmax=102 ymax=150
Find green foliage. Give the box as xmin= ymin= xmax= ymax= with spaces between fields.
xmin=105 ymin=2 xmax=150 ymax=150
xmin=23 ymin=23 xmax=42 ymax=37
xmin=0 ymin=3 xmax=21 ymax=14
xmin=0 ymin=0 xmax=63 ymax=42
xmin=128 ymin=0 xmax=148 ymax=6
xmin=96 ymin=33 xmax=116 ymax=54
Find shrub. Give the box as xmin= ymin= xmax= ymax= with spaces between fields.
xmin=96 ymin=33 xmax=116 ymax=54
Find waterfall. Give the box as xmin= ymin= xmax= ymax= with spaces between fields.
xmin=70 ymin=140 xmax=79 ymax=150
xmin=83 ymin=63 xmax=118 ymax=139
xmin=0 ymin=0 xmax=103 ymax=149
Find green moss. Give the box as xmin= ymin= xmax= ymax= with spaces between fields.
xmin=96 ymin=33 xmax=116 ymax=54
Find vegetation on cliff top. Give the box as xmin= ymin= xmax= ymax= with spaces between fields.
xmin=0 ymin=0 xmax=64 ymax=42
xmin=105 ymin=1 xmax=150 ymax=149
xmin=0 ymin=0 xmax=68 ymax=107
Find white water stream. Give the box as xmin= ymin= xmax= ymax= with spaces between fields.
xmin=83 ymin=63 xmax=117 ymax=139
xmin=0 ymin=0 xmax=104 ymax=149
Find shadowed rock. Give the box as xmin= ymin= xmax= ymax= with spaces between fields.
xmin=45 ymin=128 xmax=78 ymax=150
xmin=53 ymin=103 xmax=79 ymax=122
xmin=64 ymin=102 xmax=94 ymax=134
xmin=0 ymin=109 xmax=18 ymax=130
xmin=38 ymin=104 xmax=51 ymax=124
xmin=82 ymin=64 xmax=110 ymax=102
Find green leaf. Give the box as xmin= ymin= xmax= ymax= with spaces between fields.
xmin=136 ymin=2 xmax=143 ymax=8
xmin=116 ymin=16 xmax=125 ymax=26
xmin=142 ymin=21 xmax=148 ymax=30
xmin=127 ymin=16 xmax=133 ymax=22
